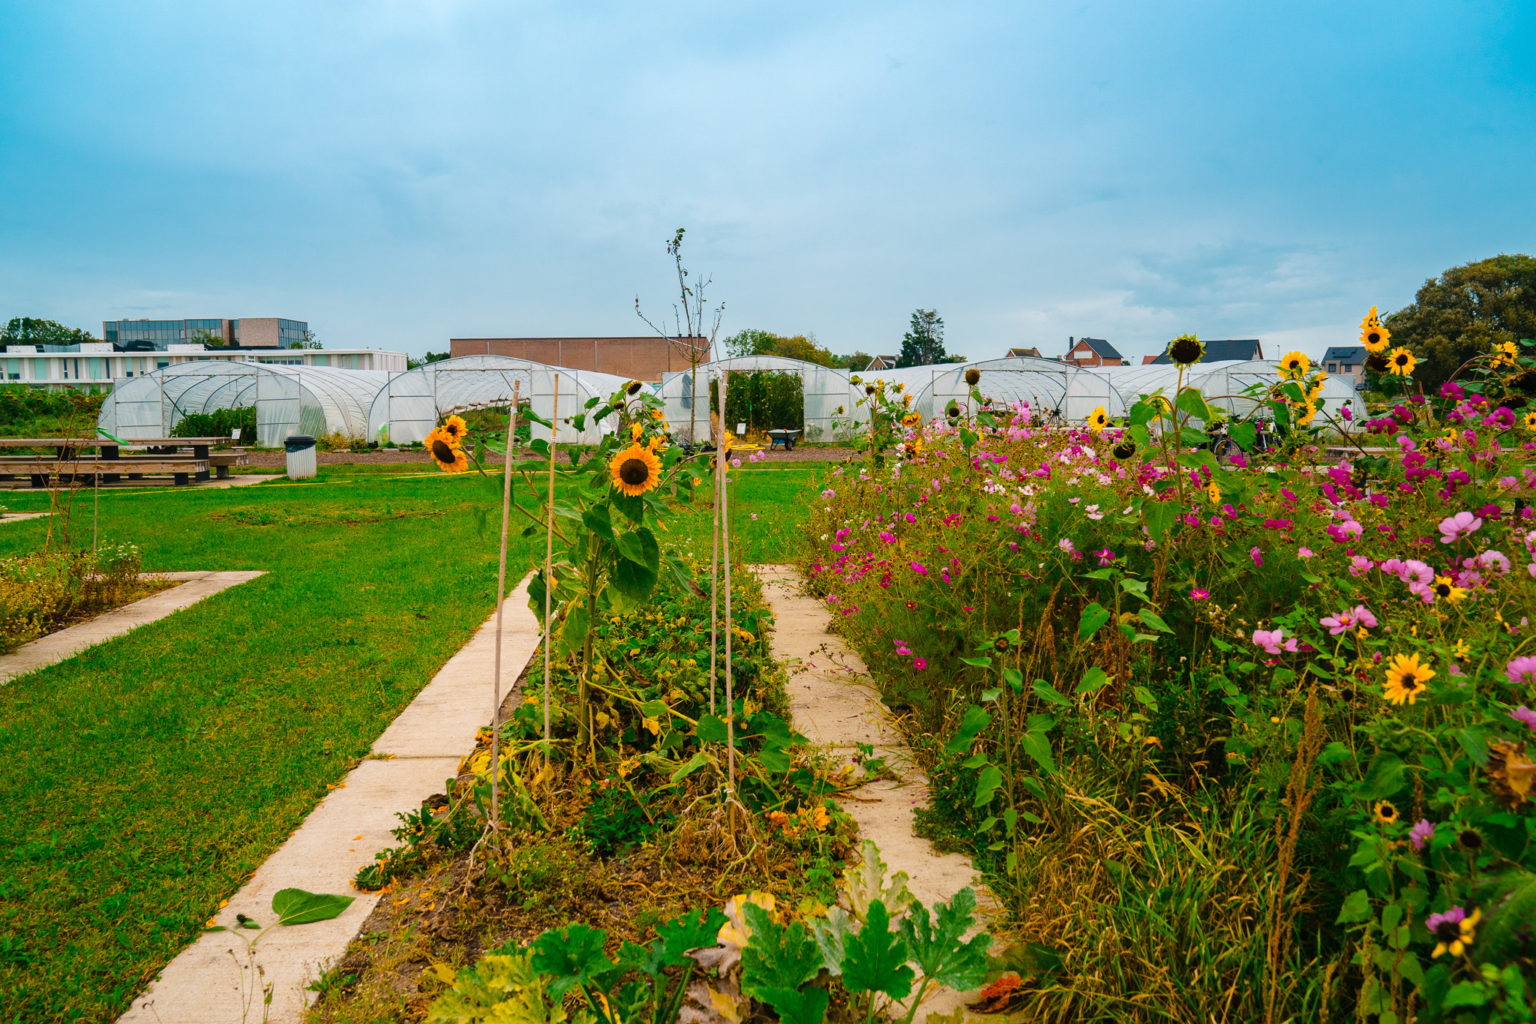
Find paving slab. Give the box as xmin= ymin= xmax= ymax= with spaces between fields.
xmin=0 ymin=570 xmax=266 ymax=685
xmin=753 ymin=564 xmax=996 ymax=1021
xmin=0 ymin=511 xmax=50 ymax=525
xmin=118 ymin=575 xmax=539 ymax=1024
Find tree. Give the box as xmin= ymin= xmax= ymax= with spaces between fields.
xmin=289 ymin=329 xmax=324 ymax=350
xmin=1 ymin=317 xmax=98 ymax=346
xmin=189 ymin=328 xmax=226 ymax=348
xmin=897 ymin=309 xmax=949 ymax=367
xmin=406 ymin=350 xmax=451 ymax=370
xmin=1385 ymin=254 xmax=1536 ymax=390
xmin=842 ymin=350 xmax=873 ymax=371
xmin=635 ymin=228 xmax=724 ymax=441
xmin=722 ymin=329 xmax=842 ymax=367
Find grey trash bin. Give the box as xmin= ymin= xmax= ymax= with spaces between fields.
xmin=284 ymin=435 xmax=317 ymax=480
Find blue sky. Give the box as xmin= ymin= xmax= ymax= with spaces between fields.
xmin=2 ymin=1 xmax=1532 ymax=362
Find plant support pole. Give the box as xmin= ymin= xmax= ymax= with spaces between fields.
xmin=719 ymin=371 xmax=736 ymax=803
xmin=489 ymin=380 xmax=520 ymax=830
xmin=709 ymin=398 xmax=721 ymax=717
xmin=544 ymin=374 xmax=559 ymax=771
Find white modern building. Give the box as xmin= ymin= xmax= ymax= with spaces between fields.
xmin=1 ymin=343 xmax=408 ymax=388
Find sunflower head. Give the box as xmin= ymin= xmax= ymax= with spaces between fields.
xmin=609 ymin=443 xmax=662 ymax=497
xmin=1486 ymin=741 xmax=1534 ymax=809
xmin=1087 ymin=406 xmax=1109 ymax=432
xmin=626 ymin=380 xmax=643 ymax=396
xmin=426 ymin=428 xmax=468 ymax=473
xmin=865 ymin=384 xmax=876 ymax=396
xmin=1167 ymin=333 xmax=1204 ymax=367
xmin=1433 ymin=575 xmax=1466 ymax=604
xmin=1360 ymin=305 xmax=1382 ymax=329
xmin=1387 ymin=346 xmax=1417 ymax=377
xmin=442 ymin=414 xmax=469 ymax=441
xmin=1383 ymin=652 xmax=1434 ymax=705
xmin=1280 ymin=351 xmax=1310 ymax=379
xmin=1112 ymin=440 xmax=1137 ymax=461
xmin=1360 ymin=322 xmax=1390 ymax=353
xmin=1525 ymin=411 xmax=1536 ymax=432
xmin=964 ymin=367 xmax=982 ymax=387
xmin=1373 ymin=800 xmax=1399 ymax=825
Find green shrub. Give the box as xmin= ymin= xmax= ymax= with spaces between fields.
xmin=169 ymin=406 xmax=255 ymax=443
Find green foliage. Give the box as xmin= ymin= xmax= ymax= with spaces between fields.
xmin=578 ymin=776 xmax=673 ymax=857
xmin=0 ymin=384 xmax=105 ymax=437
xmin=170 ymin=405 xmax=255 ymax=442
xmin=900 ymin=888 xmax=992 ymax=993
xmin=841 ymin=900 xmax=914 ymax=1000
xmin=0 ymin=317 xmax=98 ymax=345
xmin=896 ymin=310 xmax=956 ymax=368
xmin=714 ymin=370 xmax=805 ymax=433
xmin=1385 ymin=253 xmax=1536 ymax=389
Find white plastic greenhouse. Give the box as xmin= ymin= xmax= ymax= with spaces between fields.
xmin=366 ymin=354 xmax=632 ymax=445
xmin=97 ymin=361 xmax=388 ymax=446
xmin=904 ymin=358 xmax=1075 ymax=422
xmin=655 ymin=356 xmax=863 ymax=441
xmin=1196 ymin=360 xmax=1363 ymax=428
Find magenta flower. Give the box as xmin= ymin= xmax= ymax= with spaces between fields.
xmin=1507 ymin=705 xmax=1536 ymax=733
xmin=1438 ymin=510 xmax=1483 ymax=544
xmin=1249 ymin=546 xmax=1263 ymax=567
xmin=878 ymin=531 xmax=897 ymax=544
xmin=1409 ymin=819 xmax=1435 ymax=851
xmin=910 ymin=561 xmax=928 ymax=575
xmin=912 ymin=657 xmax=928 ymax=670
xmin=1190 ymin=588 xmax=1210 ymax=600
xmin=1298 ymin=546 xmax=1315 ymax=559
xmin=1507 ymin=656 xmax=1536 ymax=687
xmin=1252 ymin=628 xmax=1285 ymax=655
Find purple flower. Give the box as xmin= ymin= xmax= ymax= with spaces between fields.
xmin=1252 ymin=628 xmax=1285 ymax=655
xmin=1438 ymin=511 xmax=1483 ymax=544
xmin=1507 ymin=706 xmax=1536 ymax=732
xmin=878 ymin=531 xmax=897 ymax=544
xmin=1249 ymin=546 xmax=1264 ymax=567
xmin=1507 ymin=656 xmax=1536 ymax=687
xmin=1409 ymin=819 xmax=1435 ymax=851
xmin=910 ymin=561 xmax=929 ymax=575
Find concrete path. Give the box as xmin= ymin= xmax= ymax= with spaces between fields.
xmin=118 ymin=575 xmax=540 ymax=1024
xmin=753 ymin=564 xmax=994 ymax=1021
xmin=0 ymin=570 xmax=265 ymax=686
xmin=0 ymin=511 xmax=50 ymax=525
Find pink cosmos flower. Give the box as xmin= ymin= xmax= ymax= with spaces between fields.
xmin=1250 ymin=547 xmax=1264 ymax=567
xmin=1438 ymin=510 xmax=1483 ymax=544
xmin=1058 ymin=538 xmax=1076 ymax=555
xmin=1349 ymin=556 xmax=1375 ymax=577
xmin=910 ymin=561 xmax=928 ymax=575
xmin=912 ymin=657 xmax=927 ymax=670
xmin=1190 ymin=588 xmax=1210 ymax=599
xmin=1252 ymin=628 xmax=1285 ymax=655
xmin=1298 ymin=547 xmax=1316 ymax=559
xmin=1507 ymin=656 xmax=1536 ymax=687
xmin=878 ymin=531 xmax=897 ymax=544
xmin=1509 ymin=706 xmax=1536 ymax=732
xmin=1409 ymin=819 xmax=1434 ymax=851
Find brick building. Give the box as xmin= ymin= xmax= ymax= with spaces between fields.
xmin=1061 ymin=337 xmax=1124 ymax=367
xmin=448 ymin=336 xmax=709 ymax=383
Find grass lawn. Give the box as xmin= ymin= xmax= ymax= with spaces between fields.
xmin=0 ymin=460 xmax=828 ymax=1023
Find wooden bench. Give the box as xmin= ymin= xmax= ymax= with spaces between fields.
xmin=0 ymin=457 xmax=212 ymax=487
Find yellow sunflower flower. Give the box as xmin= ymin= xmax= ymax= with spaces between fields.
xmin=1387 ymin=346 xmax=1416 ymax=377
xmin=1280 ymin=351 xmax=1310 ymax=379
xmin=1373 ymin=800 xmax=1399 ymax=825
xmin=1382 ymin=652 xmax=1434 ymax=705
xmin=1360 ymin=305 xmax=1382 ymax=329
xmin=1433 ymin=575 xmax=1466 ymax=604
xmin=609 ymin=443 xmax=662 ymax=497
xmin=1452 ymin=638 xmax=1471 ymax=660
xmin=426 ymin=428 xmax=468 ymax=473
xmin=1206 ymin=481 xmax=1221 ymax=505
xmin=1525 ymin=411 xmax=1536 ymax=432
xmin=442 ymin=414 xmax=469 ymax=443
xmin=1087 ymin=406 xmax=1109 ymax=432
xmin=1360 ymin=322 xmax=1390 ymax=354
xmin=1431 ymin=907 xmax=1482 ymax=959
xmin=1491 ymin=340 xmax=1519 ymax=368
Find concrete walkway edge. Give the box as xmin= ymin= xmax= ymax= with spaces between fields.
xmin=118 ymin=574 xmax=541 ymax=1024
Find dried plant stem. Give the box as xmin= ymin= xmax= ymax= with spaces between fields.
xmin=488 ymin=381 xmax=521 ymax=831
xmin=544 ymin=374 xmax=559 ymax=777
xmin=1265 ymin=686 xmax=1324 ymax=1024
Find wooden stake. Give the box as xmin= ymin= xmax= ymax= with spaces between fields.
xmin=709 ymin=396 xmax=721 ymax=717
xmin=490 ymin=381 xmax=521 ymax=831
xmin=720 ymin=371 xmax=736 ymax=804
xmin=544 ymin=374 xmax=559 ymax=773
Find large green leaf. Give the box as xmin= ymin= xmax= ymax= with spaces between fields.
xmin=1358 ymin=753 xmax=1405 ymax=800
xmin=740 ymin=903 xmax=823 ymax=994
xmin=614 ymin=526 xmax=660 ymax=572
xmin=900 ymin=888 xmax=993 ymax=991
xmin=609 ymin=558 xmax=658 ymax=605
xmin=271 ymin=888 xmax=355 ymax=926
xmin=944 ymin=706 xmax=991 ymax=755
xmin=1078 ymin=603 xmax=1110 ymax=640
xmin=581 ymin=504 xmax=613 ymax=540
xmin=841 ymin=900 xmax=914 ymax=1000
xmin=530 ymin=922 xmax=611 ymax=998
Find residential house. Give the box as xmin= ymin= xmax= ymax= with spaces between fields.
xmin=1148 ymin=338 xmax=1264 ymax=365
xmin=1061 ymin=337 xmax=1124 ymax=367
xmin=1321 ymin=346 xmax=1368 ymax=387
xmin=1006 ymin=346 xmax=1043 ymax=359
xmin=864 ymin=354 xmax=899 ymax=371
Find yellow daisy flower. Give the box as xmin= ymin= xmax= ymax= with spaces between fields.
xmin=1382 ymin=652 xmax=1434 ymax=705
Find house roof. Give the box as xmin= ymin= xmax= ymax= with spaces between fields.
xmin=1322 ymin=346 xmax=1367 ymax=363
xmin=1072 ymin=337 xmax=1123 ymax=360
xmin=1149 ymin=338 xmax=1262 ymax=364
xmin=1006 ymin=346 xmax=1042 ymax=358
xmin=864 ymin=355 xmax=898 ymax=370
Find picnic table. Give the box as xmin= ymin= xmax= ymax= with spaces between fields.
xmin=0 ymin=437 xmax=246 ymax=486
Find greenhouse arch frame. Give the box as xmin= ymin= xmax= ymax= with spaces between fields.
xmin=657 ymin=355 xmax=863 ymax=442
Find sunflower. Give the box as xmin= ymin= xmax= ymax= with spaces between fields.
xmin=1525 ymin=411 xmax=1536 ymax=432
xmin=1294 ymin=401 xmax=1317 ymax=426
xmin=1360 ymin=322 xmax=1390 ymax=353
xmin=442 ymin=414 xmax=469 ymax=443
xmin=1087 ymin=406 xmax=1109 ymax=432
xmin=1433 ymin=575 xmax=1466 ymax=604
xmin=901 ymin=412 xmax=921 ymax=428
xmin=1387 ymin=346 xmax=1416 ymax=377
xmin=1167 ymin=333 xmax=1204 ymax=366
xmin=1206 ymin=481 xmax=1221 ymax=505
xmin=1485 ymin=741 xmax=1534 ymax=809
xmin=1383 ymin=652 xmax=1435 ymax=705
xmin=964 ymin=368 xmax=982 ymax=387
xmin=1373 ymin=800 xmax=1399 ymax=825
xmin=1360 ymin=305 xmax=1382 ymax=329
xmin=1491 ymin=340 xmax=1519 ymax=368
xmin=629 ymin=421 xmax=644 ymax=442
xmin=1280 ymin=351 xmax=1310 ymax=379
xmin=426 ymin=428 xmax=468 ymax=473
xmin=1430 ymin=907 xmax=1482 ymax=959
xmin=1112 ymin=440 xmax=1137 ymax=460
xmin=609 ymin=444 xmax=662 ymax=497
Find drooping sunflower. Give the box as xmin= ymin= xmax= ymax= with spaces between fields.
xmin=1433 ymin=575 xmax=1466 ymax=604
xmin=426 ymin=427 xmax=468 ymax=473
xmin=1280 ymin=351 xmax=1310 ymax=379
xmin=901 ymin=411 xmax=921 ymax=428
xmin=1373 ymin=800 xmax=1399 ymax=825
xmin=1387 ymin=346 xmax=1417 ymax=377
xmin=1360 ymin=321 xmax=1390 ymax=354
xmin=1167 ymin=333 xmax=1204 ymax=367
xmin=1112 ymin=440 xmax=1137 ymax=461
xmin=609 ymin=444 xmax=662 ymax=497
xmin=1086 ymin=406 xmax=1109 ymax=432
xmin=442 ymin=414 xmax=469 ymax=443
xmin=1382 ymin=652 xmax=1435 ymax=705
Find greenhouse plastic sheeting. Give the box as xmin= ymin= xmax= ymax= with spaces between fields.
xmin=655 ymin=356 xmax=863 ymax=442
xmin=908 ymin=358 xmax=1074 ymax=422
xmin=365 ymin=355 xmax=632 ymax=445
xmin=1195 ymin=360 xmax=1363 ymax=432
xmin=97 ymin=361 xmax=388 ymax=446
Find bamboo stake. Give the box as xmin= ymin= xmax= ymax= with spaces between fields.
xmin=544 ymin=374 xmax=559 ymax=773
xmin=709 ymin=396 xmax=721 ymax=717
xmin=489 ymin=381 xmax=521 ymax=831
xmin=720 ymin=372 xmax=736 ymax=805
